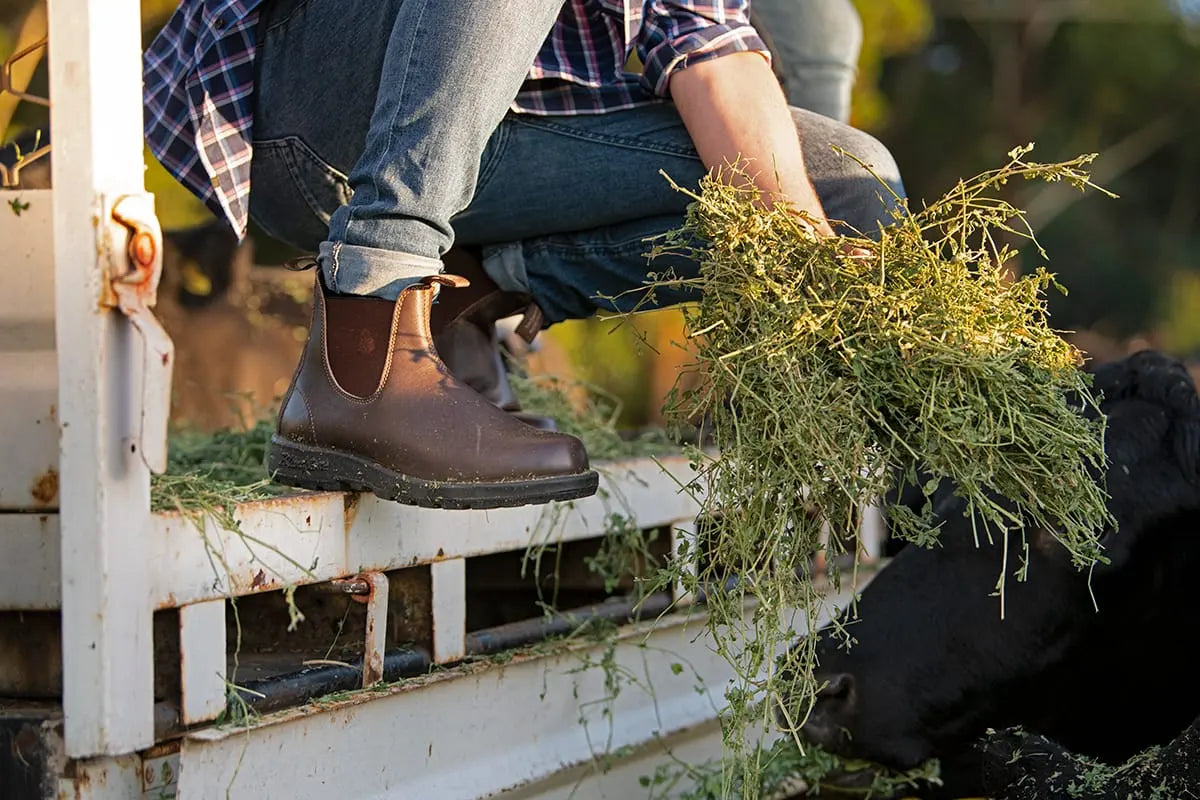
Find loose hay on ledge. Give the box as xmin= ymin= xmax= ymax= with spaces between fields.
xmin=645 ymin=146 xmax=1118 ymax=796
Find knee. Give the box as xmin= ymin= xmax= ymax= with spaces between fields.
xmin=838 ymin=127 xmax=904 ymax=200
xmin=803 ymin=118 xmax=907 ymax=236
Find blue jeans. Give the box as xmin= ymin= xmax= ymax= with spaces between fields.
xmin=250 ymin=0 xmax=904 ymax=323
xmin=250 ymin=0 xmax=565 ymax=296
xmin=750 ymin=0 xmax=862 ymax=122
xmin=456 ymin=105 xmax=903 ymax=323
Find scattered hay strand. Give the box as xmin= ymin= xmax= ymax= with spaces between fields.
xmin=151 ymin=420 xmax=281 ymax=513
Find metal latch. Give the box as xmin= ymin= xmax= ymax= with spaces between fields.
xmin=105 ymin=194 xmax=174 ymax=474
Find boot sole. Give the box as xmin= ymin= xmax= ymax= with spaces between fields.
xmin=266 ymin=436 xmax=599 ymax=510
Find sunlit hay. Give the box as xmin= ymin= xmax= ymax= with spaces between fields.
xmin=510 ymin=373 xmax=679 ymax=461
xmin=151 ymin=420 xmax=281 ymax=514
xmin=645 ymin=145 xmax=1117 ymax=796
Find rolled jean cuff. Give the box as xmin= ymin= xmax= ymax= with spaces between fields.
xmin=481 ymin=241 xmax=532 ymax=295
xmin=319 ymin=241 xmax=444 ymax=300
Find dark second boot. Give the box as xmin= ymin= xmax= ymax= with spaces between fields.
xmin=431 ymin=248 xmax=557 ymax=431
xmin=267 ymin=275 xmax=597 ymax=509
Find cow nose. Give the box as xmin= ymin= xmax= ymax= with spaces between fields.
xmin=798 ymin=673 xmax=856 ymax=749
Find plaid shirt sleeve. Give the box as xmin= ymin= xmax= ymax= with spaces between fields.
xmin=144 ymin=1 xmax=261 ymax=237
xmin=636 ymin=1 xmax=769 ymax=99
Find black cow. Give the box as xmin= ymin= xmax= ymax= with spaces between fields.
xmin=787 ymin=350 xmax=1200 ymax=797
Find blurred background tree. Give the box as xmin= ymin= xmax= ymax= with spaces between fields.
xmin=3 ymin=0 xmax=1199 ymax=427
xmin=879 ymin=0 xmax=1200 ymax=348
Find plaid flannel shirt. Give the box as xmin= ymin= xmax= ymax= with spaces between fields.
xmin=143 ymin=1 xmax=767 ymax=236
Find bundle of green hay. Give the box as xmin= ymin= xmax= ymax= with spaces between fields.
xmin=645 ymin=146 xmax=1116 ymax=796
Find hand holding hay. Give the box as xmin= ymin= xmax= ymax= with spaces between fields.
xmin=647 ymin=145 xmax=1118 ymax=796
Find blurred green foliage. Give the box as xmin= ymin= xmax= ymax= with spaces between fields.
xmin=851 ymin=0 xmax=933 ymax=129
xmin=878 ymin=0 xmax=1200 ymax=345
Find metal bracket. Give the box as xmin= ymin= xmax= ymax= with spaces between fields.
xmin=105 ymin=193 xmax=174 ymax=474
xmin=141 ymin=744 xmax=181 ymax=798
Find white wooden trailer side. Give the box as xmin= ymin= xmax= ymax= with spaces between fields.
xmin=0 ymin=2 xmax=883 ymax=798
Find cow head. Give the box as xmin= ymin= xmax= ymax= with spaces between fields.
xmin=785 ymin=350 xmax=1200 ymax=771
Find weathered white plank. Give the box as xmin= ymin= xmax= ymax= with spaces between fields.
xmin=177 ymin=614 xmax=729 ymax=799
xmin=343 ymin=456 xmax=702 ymax=575
xmin=1 ymin=457 xmax=701 ymax=610
xmin=0 ymin=189 xmax=55 ymax=321
xmin=57 ymin=754 xmax=147 ymax=800
xmin=149 ymin=456 xmax=700 ymax=608
xmin=431 ymin=558 xmax=466 ymax=664
xmin=180 ymin=600 xmax=228 ymax=726
xmin=150 ymin=491 xmax=347 ymax=608
xmin=175 ymin=585 xmax=863 ymax=800
xmin=498 ymin=720 xmax=725 ymax=800
xmin=0 ymin=512 xmax=59 ymax=608
xmin=0 ymin=353 xmax=58 ymax=511
xmin=0 ymin=190 xmax=58 ymax=512
xmin=49 ymin=0 xmax=156 ymax=757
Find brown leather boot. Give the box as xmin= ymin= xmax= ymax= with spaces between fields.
xmin=431 ymin=248 xmax=557 ymax=431
xmin=267 ymin=275 xmax=597 ymax=509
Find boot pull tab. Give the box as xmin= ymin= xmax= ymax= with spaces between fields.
xmin=425 ymin=274 xmax=471 ymax=290
xmin=284 ymin=255 xmax=319 ymax=271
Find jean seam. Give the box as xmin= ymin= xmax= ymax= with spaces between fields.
xmin=263 ymin=0 xmax=317 ymax=36
xmin=474 ymin=123 xmax=511 ymax=198
xmin=523 ymin=236 xmax=656 ymax=259
xmin=508 ymin=115 xmax=700 ymax=160
xmin=328 ymin=241 xmax=342 ymax=292
xmin=275 ymin=140 xmax=344 ymax=224
xmin=247 ymin=206 xmax=289 ymax=248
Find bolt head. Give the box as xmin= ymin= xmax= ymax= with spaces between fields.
xmin=131 ymin=231 xmax=157 ymax=267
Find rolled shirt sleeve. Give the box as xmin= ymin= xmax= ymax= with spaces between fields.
xmin=637 ymin=1 xmax=771 ymax=98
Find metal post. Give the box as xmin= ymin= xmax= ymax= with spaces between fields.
xmin=361 ymin=572 xmax=389 ymax=687
xmin=180 ymin=600 xmax=229 ymax=726
xmin=48 ymin=0 xmax=157 ymax=757
xmin=431 ymin=558 xmax=466 ymax=663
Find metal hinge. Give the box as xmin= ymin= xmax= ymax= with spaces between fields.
xmin=104 ymin=193 xmax=174 ymax=474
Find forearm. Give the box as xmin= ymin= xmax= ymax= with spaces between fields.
xmin=669 ymin=51 xmax=835 ymax=235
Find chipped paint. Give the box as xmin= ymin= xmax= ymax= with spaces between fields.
xmin=30 ymin=467 xmax=58 ymax=506
xmin=361 ymin=573 xmax=388 ymax=688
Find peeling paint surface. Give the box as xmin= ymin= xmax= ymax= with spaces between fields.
xmin=30 ymin=468 xmax=58 ymax=506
